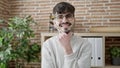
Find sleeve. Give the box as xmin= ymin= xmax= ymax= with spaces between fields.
xmin=63 ymin=40 xmax=92 ymax=68
xmin=41 ymin=42 xmax=54 ymax=68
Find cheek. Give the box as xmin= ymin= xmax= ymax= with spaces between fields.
xmin=70 ymin=19 xmax=75 ymax=26
xmin=53 ymin=19 xmax=63 ymax=26
xmin=69 ymin=19 xmax=75 ymax=22
xmin=53 ymin=20 xmax=60 ymax=28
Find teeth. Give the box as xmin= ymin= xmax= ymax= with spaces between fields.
xmin=64 ymin=30 xmax=70 ymax=34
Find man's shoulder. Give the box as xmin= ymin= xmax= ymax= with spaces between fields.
xmin=72 ymin=35 xmax=84 ymax=41
xmin=73 ymin=35 xmax=91 ymax=46
xmin=43 ymin=35 xmax=58 ymax=44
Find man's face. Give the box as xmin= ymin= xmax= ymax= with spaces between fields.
xmin=53 ymin=12 xmax=75 ymax=34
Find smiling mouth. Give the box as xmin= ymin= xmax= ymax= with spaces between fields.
xmin=64 ymin=29 xmax=70 ymax=34
xmin=57 ymin=22 xmax=72 ymax=34
xmin=59 ymin=22 xmax=71 ymax=27
xmin=64 ymin=28 xmax=70 ymax=34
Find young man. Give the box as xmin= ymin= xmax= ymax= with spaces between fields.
xmin=42 ymin=2 xmax=92 ymax=68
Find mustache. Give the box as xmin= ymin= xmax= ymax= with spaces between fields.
xmin=59 ymin=22 xmax=72 ymax=27
xmin=64 ymin=28 xmax=70 ymax=34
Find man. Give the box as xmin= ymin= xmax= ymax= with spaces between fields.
xmin=42 ymin=2 xmax=92 ymax=68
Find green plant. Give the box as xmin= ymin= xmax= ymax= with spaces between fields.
xmin=110 ymin=46 xmax=120 ymax=58
xmin=0 ymin=16 xmax=40 ymax=68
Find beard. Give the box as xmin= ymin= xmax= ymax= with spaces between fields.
xmin=53 ymin=21 xmax=74 ymax=34
xmin=60 ymin=22 xmax=72 ymax=34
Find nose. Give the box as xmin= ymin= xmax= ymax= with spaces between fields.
xmin=62 ymin=17 xmax=68 ymax=23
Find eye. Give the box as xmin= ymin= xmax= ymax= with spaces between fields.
xmin=66 ymin=14 xmax=73 ymax=18
xmin=58 ymin=15 xmax=63 ymax=19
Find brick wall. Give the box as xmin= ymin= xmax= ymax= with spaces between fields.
xmin=0 ymin=0 xmax=10 ymax=20
xmin=105 ymin=37 xmax=120 ymax=65
xmin=9 ymin=0 xmax=120 ymax=44
xmin=0 ymin=0 xmax=10 ymax=28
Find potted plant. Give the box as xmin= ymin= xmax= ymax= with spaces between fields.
xmin=0 ymin=16 xmax=41 ymax=68
xmin=110 ymin=46 xmax=120 ymax=65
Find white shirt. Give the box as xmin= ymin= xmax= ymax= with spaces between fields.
xmin=41 ymin=35 xmax=92 ymax=68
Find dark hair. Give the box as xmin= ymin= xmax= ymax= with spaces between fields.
xmin=53 ymin=2 xmax=75 ymax=15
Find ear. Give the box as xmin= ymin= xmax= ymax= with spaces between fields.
xmin=49 ymin=13 xmax=55 ymax=25
xmin=49 ymin=20 xmax=54 ymax=25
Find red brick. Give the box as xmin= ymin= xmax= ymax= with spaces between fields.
xmin=103 ymin=23 xmax=120 ymax=26
xmin=91 ymin=6 xmax=108 ymax=10
xmin=104 ymin=15 xmax=120 ymax=18
xmin=84 ymin=23 xmax=102 ymax=26
xmin=88 ymin=9 xmax=105 ymax=12
xmin=110 ymin=5 xmax=120 ymax=9
xmin=86 ymin=3 xmax=104 ymax=7
xmin=73 ymin=1 xmax=90 ymax=5
xmin=111 ymin=0 xmax=120 ymax=2
xmin=105 ymin=3 xmax=120 ymax=6
xmin=91 ymin=0 xmax=108 ymax=3
xmin=86 ymin=15 xmax=103 ymax=19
